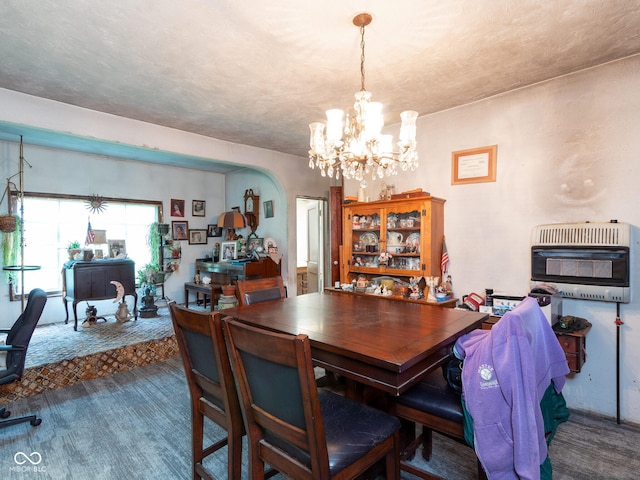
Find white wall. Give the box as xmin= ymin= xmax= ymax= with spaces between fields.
xmin=345 ymin=55 xmax=640 ymax=423
xmin=0 ymin=92 xmax=332 ymax=331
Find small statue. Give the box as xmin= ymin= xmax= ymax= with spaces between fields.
xmin=139 ymin=287 xmax=158 ymax=318
xmin=115 ymin=301 xmax=132 ymax=323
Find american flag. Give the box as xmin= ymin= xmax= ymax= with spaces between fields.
xmin=85 ymin=219 xmax=95 ymax=245
xmin=440 ymin=238 xmax=449 ymax=274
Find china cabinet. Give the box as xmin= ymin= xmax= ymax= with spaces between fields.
xmin=341 ymin=196 xmax=445 ymax=284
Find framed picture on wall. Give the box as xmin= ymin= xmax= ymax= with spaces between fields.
xmin=171 ymin=198 xmax=185 ymax=217
xmin=207 ymin=224 xmax=222 ymax=237
xmin=172 ymin=221 xmax=188 ymax=240
xmin=188 ymin=229 xmax=207 ymax=245
xmin=264 ymin=200 xmax=274 ymax=218
xmin=192 ymin=200 xmax=205 ymax=216
xmin=220 ymin=241 xmax=237 ymax=261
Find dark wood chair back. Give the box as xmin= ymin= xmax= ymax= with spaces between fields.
xmin=169 ymin=303 xmax=244 ymax=480
xmin=222 ymin=316 xmax=401 ymax=480
xmin=236 ymin=277 xmax=285 ymax=306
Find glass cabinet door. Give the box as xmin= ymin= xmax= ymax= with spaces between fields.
xmin=346 ymin=207 xmax=381 ymax=274
xmin=383 ymin=206 xmax=422 ymax=274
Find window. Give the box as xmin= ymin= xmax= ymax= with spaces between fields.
xmin=7 ymin=193 xmax=161 ymax=297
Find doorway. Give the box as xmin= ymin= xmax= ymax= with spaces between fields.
xmin=296 ymin=197 xmax=327 ymax=295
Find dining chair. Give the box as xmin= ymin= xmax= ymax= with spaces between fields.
xmin=390 ymin=296 xmax=570 ymax=479
xmin=387 ymin=365 xmax=486 ymax=479
xmin=1 ymin=288 xmax=47 ymax=429
xmin=222 ymin=316 xmax=401 ymax=480
xmin=235 ymin=276 xmax=286 ymax=306
xmin=169 ymin=303 xmax=244 ymax=480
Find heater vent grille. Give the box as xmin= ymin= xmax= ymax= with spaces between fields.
xmin=532 ymin=222 xmax=630 ymax=247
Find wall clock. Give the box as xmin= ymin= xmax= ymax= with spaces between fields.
xmin=244 ymin=189 xmax=259 ymax=233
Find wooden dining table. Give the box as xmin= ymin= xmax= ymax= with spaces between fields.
xmin=221 ymin=291 xmax=487 ymax=396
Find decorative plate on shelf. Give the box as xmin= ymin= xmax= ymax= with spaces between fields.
xmin=406 ymin=232 xmax=420 ymax=245
xmin=359 ymin=232 xmax=379 ymax=247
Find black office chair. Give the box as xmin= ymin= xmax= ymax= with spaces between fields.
xmin=222 ymin=316 xmax=401 ymax=480
xmin=0 ymin=288 xmax=47 ymax=429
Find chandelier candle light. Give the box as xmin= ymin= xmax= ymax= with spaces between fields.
xmin=308 ymin=13 xmax=419 ymax=187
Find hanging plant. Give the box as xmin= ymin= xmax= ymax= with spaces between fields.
xmin=2 ymin=215 xmax=21 ymax=283
xmin=0 ymin=181 xmax=18 ymax=233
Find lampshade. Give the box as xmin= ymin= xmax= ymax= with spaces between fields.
xmin=218 ymin=210 xmax=246 ymax=229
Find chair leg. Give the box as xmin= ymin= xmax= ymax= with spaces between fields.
xmin=0 ymin=414 xmax=42 ymax=428
xmin=227 ymin=431 xmax=243 ymax=479
xmin=421 ymin=426 xmax=434 ymax=461
xmin=192 ymin=409 xmax=204 ymax=480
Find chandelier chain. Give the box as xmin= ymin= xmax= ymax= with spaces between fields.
xmin=360 ymin=23 xmax=366 ymax=92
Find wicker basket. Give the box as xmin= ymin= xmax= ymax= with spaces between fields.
xmin=0 ymin=214 xmax=16 ymax=233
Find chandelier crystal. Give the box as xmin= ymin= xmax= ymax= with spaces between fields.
xmin=308 ymin=13 xmax=419 ymax=187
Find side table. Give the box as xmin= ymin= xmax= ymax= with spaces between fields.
xmin=184 ymin=282 xmax=223 ymax=311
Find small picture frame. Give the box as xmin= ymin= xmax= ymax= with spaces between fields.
xmin=247 ymin=237 xmax=264 ymax=254
xmin=170 ymin=198 xmax=185 ymax=217
xmin=220 ymin=241 xmax=237 ymax=261
xmin=107 ymin=240 xmax=126 ymax=258
xmin=192 ymin=200 xmax=206 ymax=217
xmin=188 ymin=229 xmax=207 ymax=245
xmin=94 ymin=249 xmax=104 ymax=260
xmin=207 ymin=224 xmax=222 ymax=237
xmin=264 ymin=200 xmax=274 ymax=218
xmin=172 ymin=221 xmax=189 ymax=240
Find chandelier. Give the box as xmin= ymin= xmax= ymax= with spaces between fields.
xmin=308 ymin=13 xmax=419 ymax=187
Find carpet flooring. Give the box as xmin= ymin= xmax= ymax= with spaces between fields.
xmin=2 ymin=356 xmax=639 ymax=480
xmin=25 ymin=303 xmax=177 ymax=369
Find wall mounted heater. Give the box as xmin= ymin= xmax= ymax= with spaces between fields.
xmin=531 ymin=221 xmax=631 ymax=303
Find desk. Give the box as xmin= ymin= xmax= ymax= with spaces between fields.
xmin=222 ymin=292 xmax=487 ymax=396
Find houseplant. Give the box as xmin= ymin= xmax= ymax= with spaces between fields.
xmin=1 ymin=215 xmax=21 ymax=284
xmin=67 ymin=240 xmax=81 ymax=260
xmin=136 ymin=263 xmax=162 ymax=296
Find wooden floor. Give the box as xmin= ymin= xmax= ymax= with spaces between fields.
xmin=2 ymin=357 xmax=639 ymax=479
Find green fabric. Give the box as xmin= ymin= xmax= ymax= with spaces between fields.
xmin=462 ymin=383 xmax=570 ymax=480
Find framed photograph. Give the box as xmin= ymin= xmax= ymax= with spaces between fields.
xmin=170 ymin=198 xmax=185 ymax=217
xmin=172 ymin=221 xmax=189 ymax=240
xmin=188 ymin=229 xmax=207 ymax=245
xmin=264 ymin=200 xmax=274 ymax=218
xmin=451 ymin=145 xmax=497 ymax=185
xmin=220 ymin=241 xmax=237 ymax=261
xmin=108 ymin=239 xmax=126 ymax=258
xmin=94 ymin=249 xmax=104 ymax=260
xmin=247 ymin=237 xmax=264 ymax=254
xmin=192 ymin=200 xmax=206 ymax=217
xmin=207 ymin=224 xmax=222 ymax=237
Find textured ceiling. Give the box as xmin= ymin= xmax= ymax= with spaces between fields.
xmin=1 ymin=0 xmax=640 ymax=169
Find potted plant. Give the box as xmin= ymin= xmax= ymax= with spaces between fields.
xmin=67 ymin=240 xmax=81 ymax=260
xmin=137 ymin=263 xmax=162 ymax=296
xmin=1 ymin=215 xmax=21 ymax=285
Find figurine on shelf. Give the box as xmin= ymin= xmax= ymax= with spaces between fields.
xmin=425 ymin=276 xmax=440 ymax=302
xmin=379 ymin=252 xmax=392 ymax=266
